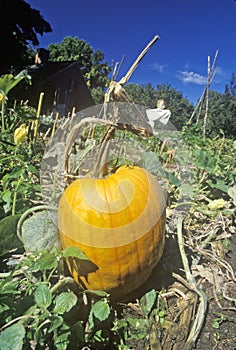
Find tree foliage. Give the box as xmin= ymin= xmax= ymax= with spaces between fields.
xmin=125 ymin=83 xmax=157 ymax=107
xmin=126 ymin=80 xmax=236 ymax=138
xmin=205 ymin=89 xmax=236 ymax=138
xmin=48 ymin=36 xmax=111 ymax=103
xmin=125 ymin=82 xmax=194 ymax=130
xmin=1 ymin=0 xmax=234 ymax=137
xmin=188 ymin=73 xmax=236 ymax=139
xmin=0 ymin=0 xmax=52 ymax=74
xmin=224 ymin=72 xmax=236 ymax=97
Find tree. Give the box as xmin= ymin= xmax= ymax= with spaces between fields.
xmin=189 ymin=73 xmax=236 ymax=139
xmin=125 ymin=83 xmax=157 ymax=107
xmin=207 ymin=90 xmax=236 ymax=138
xmin=0 ymin=0 xmax=52 ymax=74
xmin=126 ymin=83 xmax=194 ymax=130
xmin=48 ymin=36 xmax=111 ymax=103
xmin=225 ymin=72 xmax=236 ymax=97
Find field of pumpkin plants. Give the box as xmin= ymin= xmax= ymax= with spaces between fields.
xmin=0 ymin=74 xmax=236 ymax=350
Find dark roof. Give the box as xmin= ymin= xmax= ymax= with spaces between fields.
xmin=10 ymin=61 xmax=95 ymax=114
xmin=28 ymin=61 xmax=81 ymax=82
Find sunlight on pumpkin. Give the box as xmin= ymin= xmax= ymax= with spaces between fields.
xmin=58 ymin=165 xmax=166 ymax=299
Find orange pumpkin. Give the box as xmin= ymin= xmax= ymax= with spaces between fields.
xmin=58 ymin=165 xmax=166 ymax=299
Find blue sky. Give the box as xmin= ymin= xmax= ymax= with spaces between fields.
xmin=26 ymin=0 xmax=235 ymax=105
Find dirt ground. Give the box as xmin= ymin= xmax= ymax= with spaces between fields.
xmin=194 ymin=231 xmax=236 ymax=350
xmin=122 ymin=210 xmax=236 ymax=350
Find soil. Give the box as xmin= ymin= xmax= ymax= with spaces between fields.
xmin=194 ymin=231 xmax=236 ymax=350
xmin=120 ymin=210 xmax=236 ymax=350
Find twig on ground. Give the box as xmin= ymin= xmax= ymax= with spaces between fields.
xmin=175 ymin=215 xmax=208 ymax=350
xmin=197 ymin=248 xmax=236 ymax=282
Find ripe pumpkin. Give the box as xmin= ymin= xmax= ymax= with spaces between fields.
xmin=58 ymin=165 xmax=166 ymax=300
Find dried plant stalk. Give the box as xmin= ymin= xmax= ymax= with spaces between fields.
xmin=175 ymin=216 xmax=208 ymax=349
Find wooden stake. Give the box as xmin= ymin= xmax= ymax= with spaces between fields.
xmin=188 ymin=50 xmax=219 ymax=125
xmin=71 ymin=107 xmax=76 ymax=116
xmin=43 ymin=127 xmax=51 ymax=140
xmin=203 ymin=56 xmax=211 ymax=138
xmin=51 ymin=112 xmax=59 ymax=139
xmin=33 ymin=92 xmax=44 ymax=139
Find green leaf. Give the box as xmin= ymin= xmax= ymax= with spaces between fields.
xmin=3 ymin=202 xmax=11 ymax=215
xmin=140 ymin=289 xmax=157 ymax=314
xmin=70 ymin=138 xmax=96 ymax=165
xmin=139 ymin=151 xmax=165 ymax=177
xmin=0 ymin=321 xmax=25 ymax=350
xmin=0 ymin=71 xmax=31 ymax=95
xmin=165 ymin=170 xmax=180 ymax=187
xmin=89 ymin=299 xmax=110 ymax=327
xmin=0 ymin=214 xmax=22 ymax=256
xmin=0 ymin=280 xmax=19 ymax=295
xmin=212 ymin=320 xmax=220 ymax=329
xmin=207 ymin=178 xmax=228 ymax=193
xmin=158 ymin=310 xmax=166 ymax=318
xmin=29 ymin=252 xmax=58 ymax=271
xmin=63 ymin=246 xmax=90 ymax=261
xmin=193 ymin=149 xmax=215 ymax=172
xmin=126 ymin=317 xmax=149 ymax=340
xmin=34 ymin=283 xmax=52 ymax=309
xmin=2 ymin=191 xmax=12 ymax=203
xmin=127 ymin=317 xmax=148 ymax=329
xmin=48 ymin=316 xmax=64 ymax=333
xmin=54 ymin=324 xmax=71 ymax=350
xmin=178 ymin=183 xmax=194 ymax=199
xmin=53 ymin=292 xmax=77 ymax=315
xmin=21 ymin=210 xmax=60 ymax=252
xmin=27 ymin=164 xmax=39 ymax=175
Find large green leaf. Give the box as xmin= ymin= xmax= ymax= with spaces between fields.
xmin=89 ymin=299 xmax=111 ymax=327
xmin=53 ymin=324 xmax=71 ymax=350
xmin=0 ymin=321 xmax=25 ymax=350
xmin=140 ymin=289 xmax=157 ymax=314
xmin=34 ymin=283 xmax=52 ymax=309
xmin=0 ymin=215 xmax=22 ymax=256
xmin=53 ymin=292 xmax=77 ymax=315
xmin=0 ymin=71 xmax=31 ymax=95
xmin=139 ymin=151 xmax=165 ymax=177
xmin=207 ymin=178 xmax=228 ymax=193
xmin=29 ymin=252 xmax=58 ymax=271
xmin=62 ymin=246 xmax=90 ymax=261
xmin=21 ymin=210 xmax=60 ymax=252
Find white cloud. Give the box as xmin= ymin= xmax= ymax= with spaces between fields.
xmin=177 ymin=70 xmax=207 ymax=85
xmin=149 ymin=62 xmax=167 ymax=73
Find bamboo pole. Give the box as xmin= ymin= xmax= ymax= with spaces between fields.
xmin=188 ymin=50 xmax=219 ymax=124
xmin=43 ymin=127 xmax=51 ymax=140
xmin=71 ymin=107 xmax=76 ymax=116
xmin=33 ymin=92 xmax=44 ymax=139
xmin=112 ymin=55 xmax=125 ymax=81
xmin=51 ymin=112 xmax=59 ymax=139
xmin=203 ymin=56 xmax=211 ymax=138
